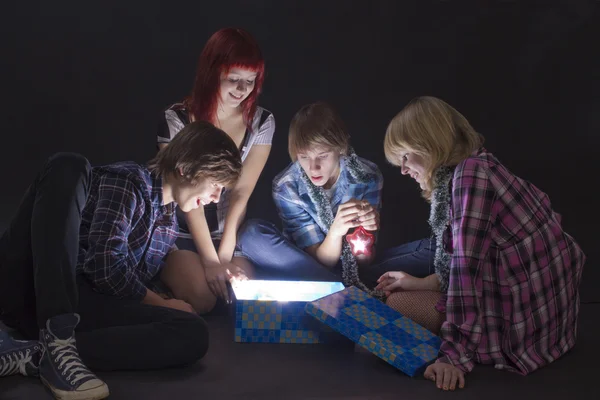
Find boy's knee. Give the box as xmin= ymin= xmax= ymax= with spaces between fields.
xmin=46 ymin=152 xmax=91 ymax=186
xmin=176 ymin=314 xmax=210 ymax=364
xmin=190 ymin=294 xmax=217 ymax=315
xmin=48 ymin=152 xmax=90 ymax=174
xmin=238 ymin=219 xmax=276 ymax=243
xmin=238 ymin=218 xmax=261 ymax=238
xmin=165 ymin=249 xmax=202 ymax=267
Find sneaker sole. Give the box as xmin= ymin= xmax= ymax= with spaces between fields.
xmin=40 ymin=375 xmax=110 ymax=400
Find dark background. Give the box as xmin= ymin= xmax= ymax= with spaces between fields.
xmin=0 ymin=1 xmax=597 ymax=301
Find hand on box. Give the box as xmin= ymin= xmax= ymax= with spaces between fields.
xmin=375 ymin=271 xmax=429 ymax=295
xmin=227 ymin=264 xmax=249 ymax=291
xmin=205 ymin=262 xmax=248 ymax=304
xmin=226 ymin=264 xmax=249 ymax=281
xmin=205 ymin=263 xmax=233 ymax=303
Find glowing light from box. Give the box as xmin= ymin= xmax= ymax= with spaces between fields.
xmin=346 ymin=226 xmax=374 ymax=256
xmin=231 ymin=280 xmax=345 ymax=302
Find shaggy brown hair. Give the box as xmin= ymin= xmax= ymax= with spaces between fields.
xmin=148 ymin=120 xmax=242 ymax=188
xmin=288 ymin=102 xmax=350 ymax=161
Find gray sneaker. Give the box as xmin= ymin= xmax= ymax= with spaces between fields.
xmin=39 ymin=313 xmax=109 ymax=400
xmin=0 ymin=330 xmax=42 ymax=377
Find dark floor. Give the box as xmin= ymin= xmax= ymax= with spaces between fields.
xmin=1 ymin=303 xmax=598 ymax=400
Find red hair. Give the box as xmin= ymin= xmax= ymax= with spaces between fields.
xmin=185 ymin=28 xmax=265 ymax=129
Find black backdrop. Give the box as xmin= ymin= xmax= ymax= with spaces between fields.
xmin=1 ymin=1 xmax=598 ymax=301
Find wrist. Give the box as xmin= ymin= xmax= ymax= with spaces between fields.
xmin=218 ymin=235 xmax=236 ymax=260
xmin=425 ymin=274 xmax=441 ymax=291
xmin=219 ymin=255 xmax=232 ymax=264
xmin=204 ymin=260 xmax=222 ymax=270
xmin=218 ymin=249 xmax=234 ymax=263
xmin=328 ymin=228 xmax=345 ymax=241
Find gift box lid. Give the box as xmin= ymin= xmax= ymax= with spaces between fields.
xmin=231 ymin=279 xmax=345 ymax=302
xmin=305 ymin=286 xmax=442 ymax=377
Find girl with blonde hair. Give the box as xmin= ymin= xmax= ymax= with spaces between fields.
xmin=379 ymin=96 xmax=585 ymax=390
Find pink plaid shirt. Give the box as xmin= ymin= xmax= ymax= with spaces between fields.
xmin=435 ymin=149 xmax=585 ymax=375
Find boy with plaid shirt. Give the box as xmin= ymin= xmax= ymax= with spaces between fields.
xmin=0 ymin=121 xmax=242 ymax=399
xmin=238 ymin=102 xmax=435 ymax=290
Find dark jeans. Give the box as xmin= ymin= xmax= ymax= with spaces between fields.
xmin=0 ymin=153 xmax=209 ymax=371
xmin=362 ymin=237 xmax=436 ymax=287
xmin=237 ymin=219 xmax=435 ymax=287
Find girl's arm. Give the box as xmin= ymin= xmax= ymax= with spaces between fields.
xmin=219 ymin=112 xmax=275 ymax=262
xmin=185 ymin=206 xmax=221 ymax=268
xmin=437 ymin=159 xmax=496 ymax=373
xmin=218 ymin=145 xmax=271 ymax=262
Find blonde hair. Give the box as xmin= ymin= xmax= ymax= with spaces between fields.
xmin=288 ymin=102 xmax=350 ymax=161
xmin=384 ymin=96 xmax=484 ymax=200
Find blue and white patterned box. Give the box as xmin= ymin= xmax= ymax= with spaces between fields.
xmin=305 ymin=286 xmax=442 ymax=376
xmin=232 ymin=280 xmax=346 ymax=343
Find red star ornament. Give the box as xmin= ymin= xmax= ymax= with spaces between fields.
xmin=345 ymin=226 xmax=375 ymax=256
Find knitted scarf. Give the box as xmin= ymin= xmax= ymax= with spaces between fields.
xmin=427 ymin=166 xmax=454 ymax=293
xmin=299 ymin=148 xmax=384 ymax=299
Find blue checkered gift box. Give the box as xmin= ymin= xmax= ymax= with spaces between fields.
xmin=305 ymin=286 xmax=442 ymax=376
xmin=232 ymin=280 xmax=346 ymax=343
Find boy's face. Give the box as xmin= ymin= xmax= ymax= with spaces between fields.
xmin=297 ymin=146 xmax=341 ymax=189
xmin=173 ymin=175 xmax=224 ymax=212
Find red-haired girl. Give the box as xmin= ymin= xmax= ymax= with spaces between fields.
xmin=156 ymin=28 xmax=275 ymax=311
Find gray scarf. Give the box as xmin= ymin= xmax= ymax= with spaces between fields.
xmin=428 ymin=166 xmax=454 ymax=293
xmin=299 ymin=148 xmax=384 ymax=299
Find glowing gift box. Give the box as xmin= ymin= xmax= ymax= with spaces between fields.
xmin=305 ymin=286 xmax=442 ymax=377
xmin=232 ymin=280 xmax=346 ymax=343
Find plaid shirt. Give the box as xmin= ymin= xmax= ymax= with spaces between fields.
xmin=77 ymin=162 xmax=178 ymax=300
xmin=436 ymin=149 xmax=585 ymax=375
xmin=157 ymin=103 xmax=275 ymax=242
xmin=273 ymin=156 xmax=383 ymax=250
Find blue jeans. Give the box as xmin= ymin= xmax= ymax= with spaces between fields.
xmin=362 ymin=236 xmax=436 ymax=287
xmin=237 ymin=219 xmax=436 ymax=288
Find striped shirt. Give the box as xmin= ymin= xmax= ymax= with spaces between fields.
xmin=273 ymin=156 xmax=383 ymax=250
xmin=157 ymin=103 xmax=275 ymax=240
xmin=436 ymin=149 xmax=585 ymax=375
xmin=76 ymin=163 xmax=178 ymax=300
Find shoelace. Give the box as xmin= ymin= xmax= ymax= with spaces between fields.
xmin=0 ymin=349 xmax=34 ymax=376
xmin=48 ymin=336 xmax=96 ymax=386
